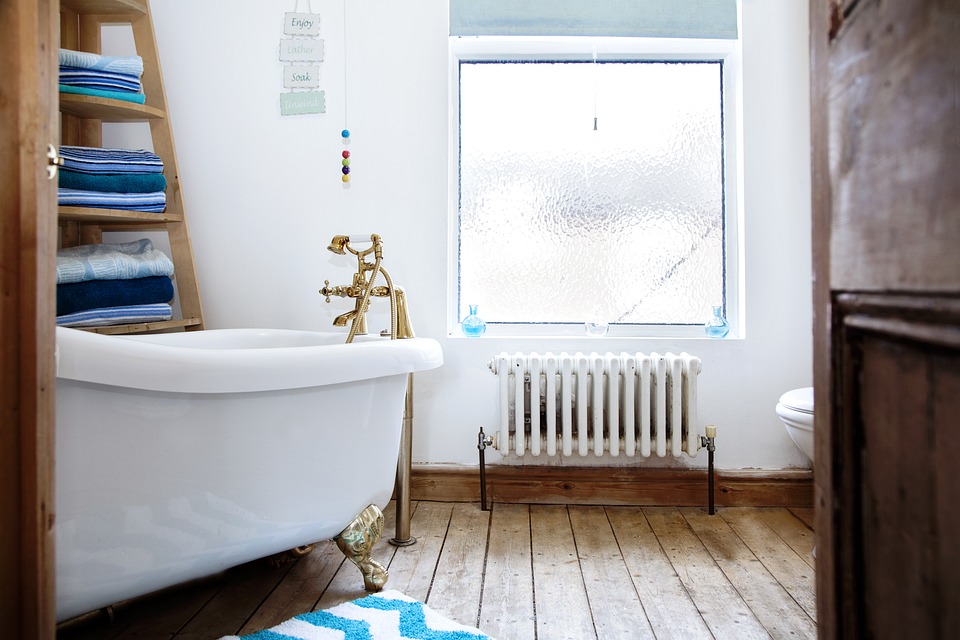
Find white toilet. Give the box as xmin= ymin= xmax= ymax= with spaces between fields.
xmin=776 ymin=387 xmax=815 ymax=462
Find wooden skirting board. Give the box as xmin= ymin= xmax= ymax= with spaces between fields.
xmin=409 ymin=465 xmax=814 ymax=508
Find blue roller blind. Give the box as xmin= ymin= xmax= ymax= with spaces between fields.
xmin=449 ymin=0 xmax=738 ymax=39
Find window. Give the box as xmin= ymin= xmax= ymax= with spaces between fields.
xmin=450 ymin=38 xmax=742 ymax=337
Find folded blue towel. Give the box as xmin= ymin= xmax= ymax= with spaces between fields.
xmin=59 ymin=84 xmax=146 ymax=104
xmin=57 ymin=276 xmax=174 ymax=316
xmin=59 ymin=48 xmax=143 ymax=77
xmin=58 ymin=187 xmax=166 ymax=212
xmin=60 ymin=66 xmax=142 ymax=92
xmin=56 ymin=303 xmax=172 ymax=327
xmin=58 ymin=169 xmax=166 ymax=194
xmin=58 ymin=145 xmax=162 ymax=175
xmin=56 ymin=238 xmax=175 ymax=284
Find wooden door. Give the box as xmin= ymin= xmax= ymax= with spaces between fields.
xmin=0 ymin=0 xmax=59 ymax=637
xmin=811 ymin=0 xmax=960 ymax=638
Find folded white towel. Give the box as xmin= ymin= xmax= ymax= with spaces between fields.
xmin=59 ymin=48 xmax=144 ymax=78
xmin=56 ymin=238 xmax=174 ymax=284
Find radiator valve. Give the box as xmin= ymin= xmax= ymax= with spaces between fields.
xmin=701 ymin=424 xmax=717 ymax=451
xmin=478 ymin=427 xmax=495 ymax=451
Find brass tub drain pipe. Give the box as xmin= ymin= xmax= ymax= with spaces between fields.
xmin=390 ymin=374 xmax=416 ymax=546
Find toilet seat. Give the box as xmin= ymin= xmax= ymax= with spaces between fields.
xmin=779 ymin=387 xmax=813 ymax=415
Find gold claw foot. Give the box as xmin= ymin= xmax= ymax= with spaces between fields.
xmin=335 ymin=504 xmax=388 ymax=592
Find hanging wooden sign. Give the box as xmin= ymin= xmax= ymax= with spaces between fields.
xmin=280 ymin=90 xmax=326 ymax=115
xmin=279 ymin=38 xmax=324 ymax=62
xmin=283 ymin=12 xmax=321 ymax=36
xmin=283 ymin=64 xmax=320 ymax=88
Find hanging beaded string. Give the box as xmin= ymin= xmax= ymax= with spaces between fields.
xmin=340 ymin=0 xmax=351 ymax=187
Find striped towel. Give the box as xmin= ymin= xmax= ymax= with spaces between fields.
xmin=59 ymin=145 xmax=163 ymax=175
xmin=221 ymin=591 xmax=492 ymax=640
xmin=60 ymin=66 xmax=142 ymax=93
xmin=56 ymin=238 xmax=174 ymax=284
xmin=56 ymin=303 xmax=172 ymax=327
xmin=59 ymin=48 xmax=143 ymax=78
xmin=58 ymin=187 xmax=166 ymax=212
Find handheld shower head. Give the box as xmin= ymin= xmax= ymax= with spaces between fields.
xmin=327 ymin=235 xmax=350 ymax=255
xmin=327 ymin=234 xmax=382 ymax=257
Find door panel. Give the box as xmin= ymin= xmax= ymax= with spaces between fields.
xmin=812 ymin=0 xmax=960 ymax=637
xmin=0 ymin=0 xmax=59 ymax=637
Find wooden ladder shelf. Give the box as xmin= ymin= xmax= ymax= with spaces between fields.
xmin=58 ymin=0 xmax=203 ymax=334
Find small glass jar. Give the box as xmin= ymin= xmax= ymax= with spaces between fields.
xmin=584 ymin=319 xmax=609 ymax=336
xmin=461 ymin=304 xmax=487 ymax=337
xmin=704 ymin=305 xmax=730 ymax=338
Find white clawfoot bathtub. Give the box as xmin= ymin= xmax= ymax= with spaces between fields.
xmin=54 ymin=326 xmax=443 ymax=622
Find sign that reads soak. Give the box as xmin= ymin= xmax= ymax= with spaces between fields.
xmin=283 ymin=12 xmax=320 ymax=37
xmin=283 ymin=64 xmax=320 ymax=89
xmin=279 ymin=38 xmax=324 ymax=62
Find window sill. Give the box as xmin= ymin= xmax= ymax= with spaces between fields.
xmin=448 ymin=324 xmax=740 ymax=340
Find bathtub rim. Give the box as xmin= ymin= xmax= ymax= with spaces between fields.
xmin=55 ymin=326 xmax=443 ymax=394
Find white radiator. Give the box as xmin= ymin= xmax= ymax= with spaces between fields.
xmin=488 ymin=352 xmax=702 ymax=458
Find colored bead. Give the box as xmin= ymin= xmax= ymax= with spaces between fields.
xmin=342 ymin=174 xmax=350 ymax=183
xmin=342 ymin=150 xmax=350 ymax=158
xmin=342 ymin=166 xmax=350 ymax=175
xmin=342 ymin=158 xmax=350 ymax=167
xmin=341 ymin=129 xmax=350 ymax=138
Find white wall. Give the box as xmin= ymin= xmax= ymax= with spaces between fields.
xmin=105 ymin=0 xmax=811 ymax=469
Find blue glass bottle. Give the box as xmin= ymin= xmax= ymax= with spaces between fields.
xmin=461 ymin=304 xmax=486 ymax=337
xmin=705 ymin=305 xmax=730 ymax=338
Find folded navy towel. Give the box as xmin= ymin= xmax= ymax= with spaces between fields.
xmin=57 ymin=275 xmax=174 ymax=316
xmin=59 ymin=145 xmax=162 ymax=175
xmin=58 ymin=169 xmax=166 ymax=194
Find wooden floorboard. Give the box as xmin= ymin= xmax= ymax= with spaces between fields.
xmin=382 ymin=500 xmax=452 ymax=603
xmin=530 ymin=505 xmax=597 ymax=640
xmin=607 ymin=506 xmax=714 ymax=640
xmin=569 ymin=506 xmax=654 ymax=639
xmin=478 ymin=503 xmax=536 ymax=639
xmin=720 ymin=508 xmax=817 ymax=619
xmin=682 ymin=507 xmax=817 ymax=639
xmin=58 ymin=502 xmax=818 ymax=640
xmin=645 ymin=506 xmax=771 ymax=639
xmin=426 ymin=502 xmax=490 ymax=629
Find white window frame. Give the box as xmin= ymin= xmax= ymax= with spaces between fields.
xmin=447 ymin=35 xmax=744 ymax=338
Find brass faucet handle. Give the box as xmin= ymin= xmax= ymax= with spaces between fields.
xmin=320 ymin=279 xmax=335 ymax=303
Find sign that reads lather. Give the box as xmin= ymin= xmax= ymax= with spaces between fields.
xmin=279 ymin=38 xmax=324 ymax=62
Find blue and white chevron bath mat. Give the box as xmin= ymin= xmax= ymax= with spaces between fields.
xmin=221 ymin=590 xmax=494 ymax=639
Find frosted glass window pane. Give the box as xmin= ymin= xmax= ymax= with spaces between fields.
xmin=458 ymin=61 xmax=725 ymax=325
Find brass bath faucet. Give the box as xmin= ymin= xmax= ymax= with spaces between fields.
xmin=320 ymin=234 xmax=415 ymax=342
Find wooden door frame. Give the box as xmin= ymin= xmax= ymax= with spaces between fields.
xmin=809 ymin=0 xmax=835 ymax=637
xmin=0 ymin=0 xmax=59 ymax=637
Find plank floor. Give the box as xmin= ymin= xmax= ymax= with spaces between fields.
xmin=58 ymin=502 xmax=816 ymax=640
